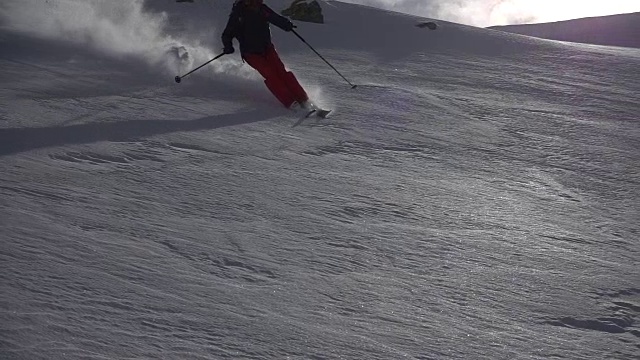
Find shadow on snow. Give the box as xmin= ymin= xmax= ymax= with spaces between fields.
xmin=0 ymin=109 xmax=279 ymax=156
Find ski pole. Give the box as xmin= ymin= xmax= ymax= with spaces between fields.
xmin=175 ymin=53 xmax=225 ymax=83
xmin=291 ymin=30 xmax=357 ymax=89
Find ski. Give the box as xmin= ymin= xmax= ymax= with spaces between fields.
xmin=292 ymin=109 xmax=317 ymax=127
xmin=291 ymin=105 xmax=332 ymax=127
xmin=315 ymin=109 xmax=331 ymax=118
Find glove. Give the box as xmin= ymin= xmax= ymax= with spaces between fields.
xmin=223 ymin=45 xmax=235 ymax=54
xmin=284 ymin=22 xmax=296 ymax=32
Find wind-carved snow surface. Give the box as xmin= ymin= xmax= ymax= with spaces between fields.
xmin=1 ymin=1 xmax=639 ymax=359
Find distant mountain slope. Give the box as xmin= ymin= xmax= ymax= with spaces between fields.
xmin=489 ymin=12 xmax=640 ymax=48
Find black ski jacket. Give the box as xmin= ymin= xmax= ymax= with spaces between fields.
xmin=221 ymin=1 xmax=293 ymax=55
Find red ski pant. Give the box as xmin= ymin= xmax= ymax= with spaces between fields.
xmin=243 ymin=45 xmax=308 ymax=108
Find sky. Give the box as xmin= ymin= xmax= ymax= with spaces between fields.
xmin=339 ymin=0 xmax=640 ymax=26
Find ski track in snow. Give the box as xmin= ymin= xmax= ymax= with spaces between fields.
xmin=1 ymin=1 xmax=639 ymax=359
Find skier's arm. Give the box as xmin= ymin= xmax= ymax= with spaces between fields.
xmin=221 ymin=6 xmax=241 ymax=49
xmin=262 ymin=5 xmax=295 ymax=31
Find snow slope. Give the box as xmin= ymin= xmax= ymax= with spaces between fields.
xmin=490 ymin=12 xmax=640 ymax=49
xmin=1 ymin=1 xmax=639 ymax=359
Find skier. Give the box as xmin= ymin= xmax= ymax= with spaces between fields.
xmin=222 ymin=0 xmax=312 ymax=111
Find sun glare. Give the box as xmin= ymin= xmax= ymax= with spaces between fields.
xmin=489 ymin=0 xmax=640 ymax=25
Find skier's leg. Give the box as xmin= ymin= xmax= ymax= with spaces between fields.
xmin=265 ymin=45 xmax=309 ymax=103
xmin=243 ymin=52 xmax=297 ymax=108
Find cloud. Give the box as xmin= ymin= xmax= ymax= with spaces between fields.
xmin=336 ymin=0 xmax=531 ymax=26
xmin=338 ymin=0 xmax=640 ymax=27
